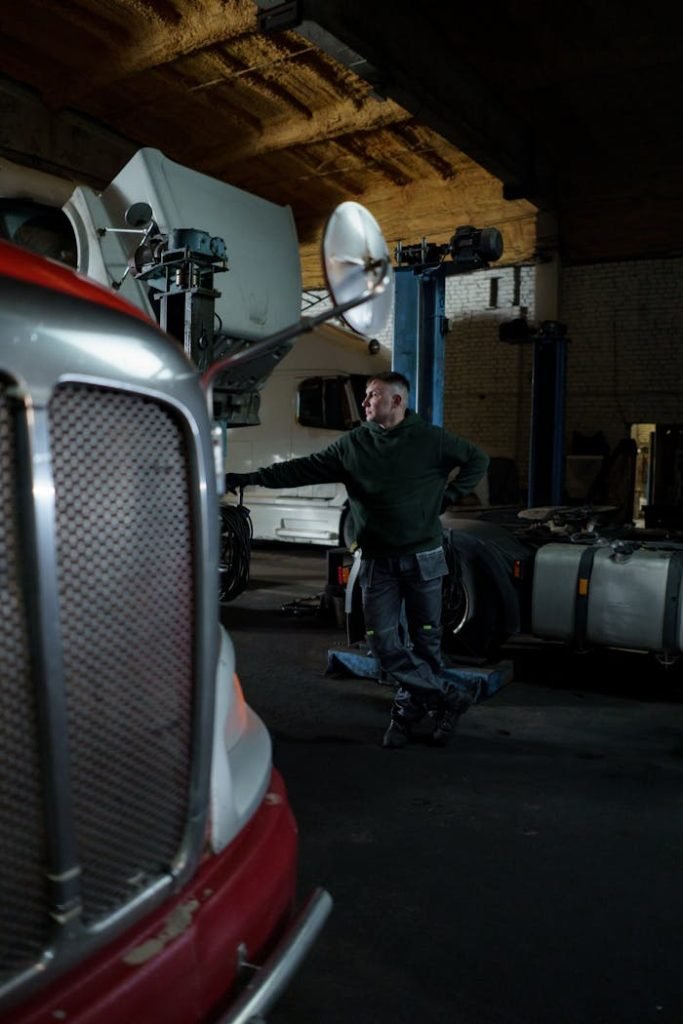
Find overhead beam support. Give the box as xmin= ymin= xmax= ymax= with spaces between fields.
xmin=290 ymin=1 xmax=555 ymax=208
xmin=0 ymin=76 xmax=135 ymax=188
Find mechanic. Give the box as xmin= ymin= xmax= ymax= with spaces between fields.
xmin=226 ymin=371 xmax=489 ymax=749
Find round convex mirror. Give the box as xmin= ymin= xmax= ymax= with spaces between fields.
xmin=125 ymin=201 xmax=154 ymax=228
xmin=322 ymin=201 xmax=394 ymax=336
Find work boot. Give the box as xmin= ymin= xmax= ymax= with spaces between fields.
xmin=431 ymin=698 xmax=469 ymax=747
xmin=382 ymin=718 xmax=411 ymax=749
xmin=383 ymin=688 xmax=427 ymax=748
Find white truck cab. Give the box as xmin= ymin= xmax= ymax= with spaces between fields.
xmin=223 ymin=322 xmax=389 ymax=546
xmin=0 ymin=148 xmax=390 ymax=547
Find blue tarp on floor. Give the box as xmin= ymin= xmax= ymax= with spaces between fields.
xmin=325 ymin=648 xmax=513 ymax=703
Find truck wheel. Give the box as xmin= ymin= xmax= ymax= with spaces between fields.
xmin=441 ymin=567 xmax=508 ymax=662
xmin=340 ymin=508 xmax=355 ymax=549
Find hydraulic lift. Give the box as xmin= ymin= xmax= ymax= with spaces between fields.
xmin=499 ymin=316 xmax=570 ymax=506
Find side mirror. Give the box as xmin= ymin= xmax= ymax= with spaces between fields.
xmin=322 ymin=201 xmax=393 ymax=336
xmin=125 ymin=202 xmax=154 ymax=229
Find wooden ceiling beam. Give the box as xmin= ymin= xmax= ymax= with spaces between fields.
xmin=190 ymin=95 xmax=413 ymax=166
xmin=50 ymin=0 xmax=259 ymax=107
xmin=294 ymin=1 xmax=555 ymax=207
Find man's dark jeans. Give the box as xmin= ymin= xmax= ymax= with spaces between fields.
xmin=359 ymin=547 xmax=453 ymax=721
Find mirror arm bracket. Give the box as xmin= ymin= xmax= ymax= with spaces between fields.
xmin=201 ymin=274 xmax=387 ymax=390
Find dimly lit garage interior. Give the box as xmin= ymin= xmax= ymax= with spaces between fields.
xmin=2 ymin=0 xmax=683 ymax=516
xmin=1 ymin=3 xmax=683 ymax=1022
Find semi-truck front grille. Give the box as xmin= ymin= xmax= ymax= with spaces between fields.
xmin=0 ymin=379 xmax=198 ymax=995
xmin=49 ymin=385 xmax=195 ymax=924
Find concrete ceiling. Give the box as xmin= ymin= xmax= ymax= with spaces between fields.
xmin=1 ymin=1 xmax=681 ymax=287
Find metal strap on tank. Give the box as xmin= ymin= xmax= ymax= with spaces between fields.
xmin=574 ymin=545 xmax=599 ymax=651
xmin=662 ymin=550 xmax=683 ymax=652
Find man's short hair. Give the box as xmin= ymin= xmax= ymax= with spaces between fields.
xmin=367 ymin=370 xmax=411 ymax=393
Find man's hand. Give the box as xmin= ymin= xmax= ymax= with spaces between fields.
xmin=225 ymin=472 xmax=255 ymax=494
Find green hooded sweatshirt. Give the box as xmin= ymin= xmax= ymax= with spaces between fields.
xmin=249 ymin=411 xmax=489 ymax=558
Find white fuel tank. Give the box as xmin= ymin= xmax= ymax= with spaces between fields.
xmin=531 ymin=542 xmax=683 ymax=653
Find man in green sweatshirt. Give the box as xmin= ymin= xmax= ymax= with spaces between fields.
xmin=226 ymin=371 xmax=489 ymax=749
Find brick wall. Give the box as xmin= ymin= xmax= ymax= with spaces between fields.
xmin=560 ymin=259 xmax=683 ymax=450
xmin=304 ymin=256 xmax=683 ymax=501
xmin=438 ymin=258 xmax=683 ymax=497
xmin=442 ymin=266 xmax=535 ymax=474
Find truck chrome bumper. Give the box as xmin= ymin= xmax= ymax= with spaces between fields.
xmin=217 ymin=887 xmax=333 ymax=1024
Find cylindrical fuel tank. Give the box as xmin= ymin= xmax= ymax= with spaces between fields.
xmin=531 ymin=542 xmax=683 ymax=653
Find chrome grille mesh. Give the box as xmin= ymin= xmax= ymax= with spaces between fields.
xmin=49 ymin=384 xmax=195 ymax=924
xmin=0 ymin=386 xmax=50 ymax=982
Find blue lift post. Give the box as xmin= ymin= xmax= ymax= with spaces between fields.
xmin=527 ymin=322 xmax=569 ymax=507
xmin=498 ymin=316 xmax=570 ymax=507
xmin=392 ymin=264 xmax=448 ymax=425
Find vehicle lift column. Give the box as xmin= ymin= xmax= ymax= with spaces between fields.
xmin=499 ymin=317 xmax=570 ymax=507
xmin=392 ymin=263 xmax=447 ymax=426
xmin=527 ymin=322 xmax=568 ymax=507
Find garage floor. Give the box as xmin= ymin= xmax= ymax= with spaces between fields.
xmin=222 ymin=544 xmax=683 ymax=1024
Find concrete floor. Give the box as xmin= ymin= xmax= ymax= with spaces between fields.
xmin=222 ymin=544 xmax=683 ymax=1024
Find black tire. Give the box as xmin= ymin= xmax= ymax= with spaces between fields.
xmin=218 ymin=504 xmax=252 ymax=603
xmin=441 ymin=565 xmax=508 ymax=662
xmin=340 ymin=507 xmax=356 ymax=549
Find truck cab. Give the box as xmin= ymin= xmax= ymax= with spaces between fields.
xmin=0 ymin=239 xmax=331 ymax=1023
xmin=0 ymin=148 xmax=390 ymax=547
xmin=223 ymin=323 xmax=389 ymax=546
